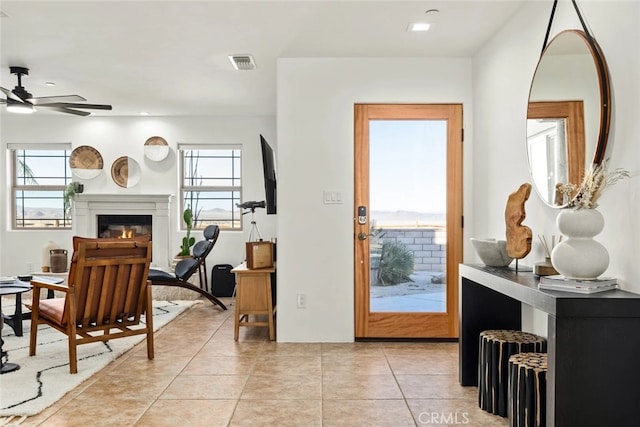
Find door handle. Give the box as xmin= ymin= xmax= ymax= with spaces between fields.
xmin=357 ymin=232 xmax=368 ymax=241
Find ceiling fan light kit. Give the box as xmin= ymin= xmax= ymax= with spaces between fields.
xmin=1 ymin=66 xmax=112 ymax=116
xmin=6 ymin=100 xmax=35 ymax=114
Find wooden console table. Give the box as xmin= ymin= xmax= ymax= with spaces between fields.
xmin=232 ymin=263 xmax=276 ymax=341
xmin=459 ymin=264 xmax=640 ymax=427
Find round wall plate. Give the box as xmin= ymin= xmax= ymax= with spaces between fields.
xmin=111 ymin=156 xmax=141 ymax=188
xmin=69 ymin=145 xmax=104 ymax=179
xmin=144 ymin=136 xmax=170 ymax=161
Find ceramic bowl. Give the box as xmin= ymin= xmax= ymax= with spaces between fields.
xmin=470 ymin=238 xmax=514 ymax=267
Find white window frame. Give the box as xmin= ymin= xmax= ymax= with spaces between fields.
xmin=9 ymin=143 xmax=73 ymax=230
xmin=178 ymin=144 xmax=243 ymax=231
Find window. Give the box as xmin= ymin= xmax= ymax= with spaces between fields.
xmin=10 ymin=144 xmax=73 ymax=229
xmin=179 ymin=145 xmax=242 ymax=230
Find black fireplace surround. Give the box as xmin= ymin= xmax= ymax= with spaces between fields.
xmin=97 ymin=214 xmax=152 ymax=239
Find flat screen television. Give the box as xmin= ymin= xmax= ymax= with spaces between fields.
xmin=260 ymin=134 xmax=277 ymax=215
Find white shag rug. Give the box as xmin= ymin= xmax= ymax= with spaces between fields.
xmin=0 ymin=300 xmax=195 ymax=417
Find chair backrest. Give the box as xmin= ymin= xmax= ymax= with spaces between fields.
xmin=192 ymin=240 xmax=213 ymax=259
xmin=193 ymin=226 xmax=219 ymax=265
xmin=174 ymin=257 xmax=200 ymax=281
xmin=203 ymin=225 xmax=220 ymax=243
xmin=68 ymin=234 xmax=151 ymax=284
xmin=66 ymin=237 xmax=152 ymax=327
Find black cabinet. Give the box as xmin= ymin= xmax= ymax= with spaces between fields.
xmin=459 ymin=264 xmax=640 ymax=427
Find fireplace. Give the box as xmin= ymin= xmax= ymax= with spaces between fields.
xmin=98 ymin=214 xmax=152 ymax=239
xmin=73 ymin=194 xmax=173 ymax=267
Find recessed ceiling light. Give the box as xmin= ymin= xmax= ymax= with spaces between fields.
xmin=407 ymin=22 xmax=431 ymax=32
xmin=139 ymin=112 xmax=150 ymax=116
xmin=45 ymin=82 xmax=56 ymax=86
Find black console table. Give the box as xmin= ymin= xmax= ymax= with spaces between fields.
xmin=459 ymin=264 xmax=640 ymax=427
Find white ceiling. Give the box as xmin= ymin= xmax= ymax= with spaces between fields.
xmin=0 ymin=0 xmax=525 ymax=117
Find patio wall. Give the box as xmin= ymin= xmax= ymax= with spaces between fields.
xmin=380 ymin=227 xmax=446 ymax=272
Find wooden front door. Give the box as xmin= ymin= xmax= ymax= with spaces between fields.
xmin=354 ymin=104 xmax=463 ymax=338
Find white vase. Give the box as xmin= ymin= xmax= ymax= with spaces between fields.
xmin=551 ymin=208 xmax=609 ymax=280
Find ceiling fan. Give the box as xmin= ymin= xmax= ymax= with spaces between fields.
xmin=0 ymin=66 xmax=112 ymax=116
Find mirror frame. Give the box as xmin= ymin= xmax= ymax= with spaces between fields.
xmin=527 ymin=29 xmax=611 ymax=208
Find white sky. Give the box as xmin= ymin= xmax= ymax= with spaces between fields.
xmin=369 ymin=119 xmax=447 ymax=214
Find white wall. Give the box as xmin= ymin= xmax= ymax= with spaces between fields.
xmin=0 ymin=115 xmax=276 ymax=275
xmin=473 ymin=1 xmax=640 ymax=334
xmin=2 ymin=1 xmax=637 ymax=344
xmin=276 ymin=58 xmax=473 ymax=342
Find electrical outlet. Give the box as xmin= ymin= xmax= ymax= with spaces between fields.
xmin=296 ymin=293 xmax=307 ymax=309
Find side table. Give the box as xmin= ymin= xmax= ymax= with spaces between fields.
xmin=1 ymin=282 xmax=31 ymax=373
xmin=2 ymin=275 xmax=65 ymax=336
xmin=30 ymin=271 xmax=68 ymax=299
xmin=232 ymin=263 xmax=276 ymax=341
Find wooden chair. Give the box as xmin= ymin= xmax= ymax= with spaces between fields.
xmin=28 ymin=237 xmax=153 ymax=374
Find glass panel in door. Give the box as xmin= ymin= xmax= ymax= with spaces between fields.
xmin=368 ymin=120 xmax=447 ymax=313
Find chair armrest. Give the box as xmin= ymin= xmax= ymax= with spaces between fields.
xmin=30 ymin=278 xmax=69 ymax=293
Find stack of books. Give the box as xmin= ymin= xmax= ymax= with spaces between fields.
xmin=538 ymin=275 xmax=617 ymax=294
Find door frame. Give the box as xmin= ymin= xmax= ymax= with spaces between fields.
xmin=354 ymin=103 xmax=463 ymax=338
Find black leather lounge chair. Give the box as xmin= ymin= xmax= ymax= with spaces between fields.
xmin=148 ymin=257 xmax=227 ymax=310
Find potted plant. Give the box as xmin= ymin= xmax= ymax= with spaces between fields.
xmin=552 ymin=159 xmax=629 ymax=279
xmin=63 ymin=182 xmax=84 ymax=218
xmin=177 ymin=206 xmax=196 ymax=256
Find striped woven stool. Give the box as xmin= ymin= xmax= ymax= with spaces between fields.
xmin=478 ymin=330 xmax=546 ymax=417
xmin=508 ymin=352 xmax=547 ymax=427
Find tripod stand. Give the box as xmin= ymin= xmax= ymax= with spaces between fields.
xmin=246 ymin=208 xmax=263 ymax=242
xmin=229 ymin=202 xmax=266 ymax=305
xmin=237 ymin=200 xmax=266 ymax=243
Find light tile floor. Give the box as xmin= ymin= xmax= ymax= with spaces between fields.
xmin=19 ymin=298 xmax=507 ymax=426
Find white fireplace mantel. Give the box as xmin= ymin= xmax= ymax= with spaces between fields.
xmin=73 ymin=194 xmax=174 ymax=268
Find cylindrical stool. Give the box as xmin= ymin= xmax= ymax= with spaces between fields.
xmin=478 ymin=330 xmax=546 ymax=417
xmin=508 ymin=352 xmax=547 ymax=427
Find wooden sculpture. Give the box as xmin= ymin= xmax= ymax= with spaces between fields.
xmin=505 ymin=183 xmax=533 ymax=259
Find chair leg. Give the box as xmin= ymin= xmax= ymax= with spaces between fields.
xmin=29 ymin=320 xmax=38 ymax=356
xmin=145 ymin=284 xmax=154 ymax=360
xmin=68 ymin=326 xmax=78 ymax=374
xmin=150 ymin=281 xmax=227 ymax=310
xmin=68 ymin=293 xmax=78 ymax=374
xmin=197 ymin=264 xmax=206 ymax=292
xmin=29 ymin=301 xmax=40 ymax=357
xmin=202 ymin=259 xmax=209 ymax=293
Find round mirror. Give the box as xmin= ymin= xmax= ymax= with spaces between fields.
xmin=526 ymin=29 xmax=611 ymax=207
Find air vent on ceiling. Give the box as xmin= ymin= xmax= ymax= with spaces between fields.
xmin=228 ymin=55 xmax=256 ymax=71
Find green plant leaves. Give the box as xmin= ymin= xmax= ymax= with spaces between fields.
xmin=378 ymin=241 xmax=414 ymax=286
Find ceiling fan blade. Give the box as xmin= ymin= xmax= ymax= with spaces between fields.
xmin=28 ymin=95 xmax=86 ymax=105
xmin=1 ymin=86 xmax=26 ymax=103
xmin=41 ymin=102 xmax=112 ymax=110
xmin=45 ymin=106 xmax=91 ymax=117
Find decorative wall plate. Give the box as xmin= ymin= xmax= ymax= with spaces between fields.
xmin=69 ymin=145 xmax=104 ymax=179
xmin=144 ymin=136 xmax=170 ymax=161
xmin=111 ymin=156 xmax=141 ymax=188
